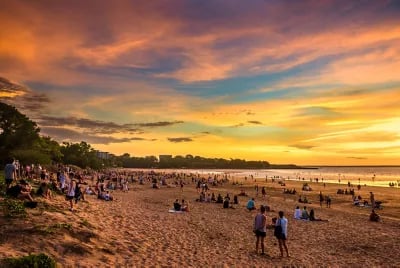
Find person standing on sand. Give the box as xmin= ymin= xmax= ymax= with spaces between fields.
xmin=370 ymin=192 xmax=375 ymax=208
xmin=66 ymin=173 xmax=76 ymax=211
xmin=326 ymin=195 xmax=331 ymax=208
xmin=319 ymin=191 xmax=324 ymax=207
xmin=254 ymin=206 xmax=267 ymax=255
xmin=4 ymin=157 xmax=17 ymax=189
xmin=275 ymin=211 xmax=290 ymax=257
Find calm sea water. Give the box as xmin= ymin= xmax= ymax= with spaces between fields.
xmin=142 ymin=167 xmax=400 ymax=188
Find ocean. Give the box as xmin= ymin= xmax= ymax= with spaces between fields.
xmin=142 ymin=166 xmax=400 ymax=188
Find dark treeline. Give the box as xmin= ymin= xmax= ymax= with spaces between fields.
xmin=119 ymin=153 xmax=270 ymax=169
xmin=1 ymin=102 xmax=301 ymax=170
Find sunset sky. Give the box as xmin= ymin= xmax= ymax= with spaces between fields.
xmin=1 ymin=0 xmax=400 ymax=165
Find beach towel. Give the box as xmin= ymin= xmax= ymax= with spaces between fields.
xmin=168 ymin=209 xmax=183 ymax=213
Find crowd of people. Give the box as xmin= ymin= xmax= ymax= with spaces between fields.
xmin=3 ymin=158 xmax=388 ymax=260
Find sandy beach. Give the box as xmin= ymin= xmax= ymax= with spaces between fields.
xmin=1 ymin=173 xmax=400 ymax=267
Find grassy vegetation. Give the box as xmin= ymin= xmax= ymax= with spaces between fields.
xmin=80 ymin=218 xmax=93 ymax=228
xmin=37 ymin=223 xmax=73 ymax=234
xmin=2 ymin=198 xmax=26 ymax=218
xmin=0 ymin=173 xmax=5 ymax=197
xmin=2 ymin=253 xmax=56 ymax=268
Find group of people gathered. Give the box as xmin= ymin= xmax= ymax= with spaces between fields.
xmin=293 ymin=206 xmax=328 ymax=221
xmin=3 ymin=158 xmax=123 ymax=212
xmin=253 ymin=206 xmax=290 ymax=257
xmin=173 ymin=199 xmax=189 ymax=212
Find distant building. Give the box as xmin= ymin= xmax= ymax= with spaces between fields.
xmin=96 ymin=151 xmax=110 ymax=160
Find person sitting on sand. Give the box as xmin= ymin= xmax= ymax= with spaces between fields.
xmin=211 ymin=192 xmax=216 ymax=202
xmin=369 ymin=209 xmax=380 ymax=222
xmin=36 ymin=181 xmax=52 ymax=199
xmin=181 ymin=199 xmax=189 ymax=212
xmin=309 ymin=209 xmax=328 ymax=221
xmin=353 ymin=196 xmax=360 ymax=206
xmin=239 ymin=189 xmax=247 ymax=196
xmin=223 ymin=196 xmax=230 ymax=208
xmin=216 ymin=194 xmax=223 ymax=203
xmin=199 ymin=191 xmax=206 ymax=202
xmin=101 ymin=190 xmax=113 ymax=201
xmin=174 ymin=199 xmax=181 ymax=211
xmin=247 ymin=198 xmax=256 ymax=211
xmin=233 ymin=195 xmax=239 ymax=204
xmin=294 ymin=206 xmax=301 ymax=219
xmin=6 ymin=180 xmax=34 ymax=202
xmin=301 ymin=206 xmax=309 ymax=220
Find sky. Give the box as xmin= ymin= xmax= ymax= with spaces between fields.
xmin=1 ymin=0 xmax=400 ymax=165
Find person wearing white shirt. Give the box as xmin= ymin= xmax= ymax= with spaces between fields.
xmin=294 ymin=206 xmax=301 ymax=219
xmin=275 ymin=211 xmax=290 ymax=257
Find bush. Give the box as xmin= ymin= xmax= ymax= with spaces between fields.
xmin=3 ymin=198 xmax=26 ymax=218
xmin=0 ymin=173 xmax=5 ymax=196
xmin=2 ymin=253 xmax=56 ymax=268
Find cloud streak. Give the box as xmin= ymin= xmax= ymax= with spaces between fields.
xmin=167 ymin=137 xmax=193 ymax=143
xmin=41 ymin=127 xmax=151 ymax=145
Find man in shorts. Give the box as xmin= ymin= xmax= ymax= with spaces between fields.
xmin=4 ymin=158 xmax=17 ymax=189
xmin=254 ymin=205 xmax=267 ymax=255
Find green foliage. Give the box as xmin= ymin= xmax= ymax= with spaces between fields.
xmin=3 ymin=198 xmax=26 ymax=218
xmin=11 ymin=149 xmax=52 ymax=165
xmin=2 ymin=253 xmax=56 ymax=268
xmin=35 ymin=136 xmax=63 ymax=163
xmin=0 ymin=173 xmax=5 ymax=196
xmin=0 ymin=102 xmax=40 ymax=164
xmin=60 ymin=141 xmax=104 ymax=169
xmin=0 ymin=102 xmax=65 ymax=165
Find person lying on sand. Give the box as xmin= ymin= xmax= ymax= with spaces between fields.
xmin=98 ymin=191 xmax=113 ymax=201
xmin=309 ymin=209 xmax=328 ymax=221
